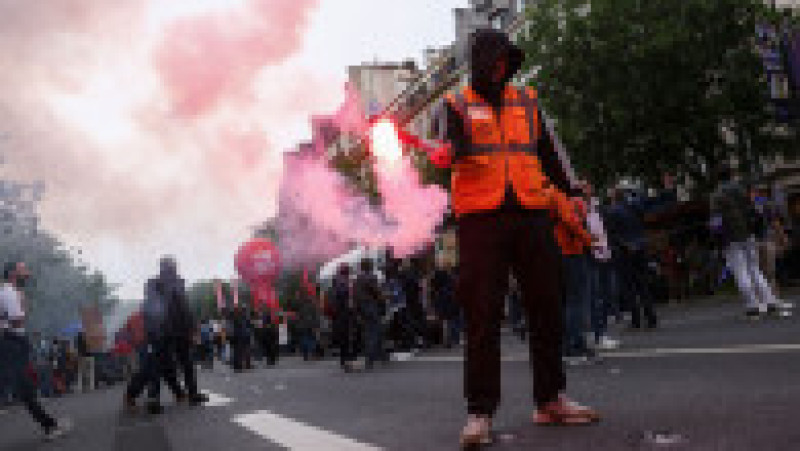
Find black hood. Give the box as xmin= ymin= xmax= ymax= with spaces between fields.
xmin=469 ymin=29 xmax=524 ymax=107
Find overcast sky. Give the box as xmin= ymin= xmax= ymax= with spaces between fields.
xmin=0 ymin=0 xmax=468 ymax=301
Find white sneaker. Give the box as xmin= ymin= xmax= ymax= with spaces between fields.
xmin=43 ymin=418 xmax=73 ymax=441
xmin=766 ymin=302 xmax=794 ymax=317
xmin=597 ymin=336 xmax=621 ymax=351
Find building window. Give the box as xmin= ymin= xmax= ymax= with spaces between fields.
xmin=491 ymin=14 xmax=503 ymax=30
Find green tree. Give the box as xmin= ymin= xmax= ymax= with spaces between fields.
xmin=520 ymin=0 xmax=798 ymax=191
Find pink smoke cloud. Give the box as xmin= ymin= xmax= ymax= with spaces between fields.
xmin=277 ymin=88 xmax=448 ymax=268
xmin=0 ymin=0 xmax=331 ymax=299
xmin=154 ymin=0 xmax=318 ymax=117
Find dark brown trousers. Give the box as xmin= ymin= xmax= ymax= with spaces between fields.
xmin=457 ymin=209 xmax=566 ymax=416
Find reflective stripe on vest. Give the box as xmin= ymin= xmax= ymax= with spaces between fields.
xmin=445 ymin=85 xmax=540 ymax=157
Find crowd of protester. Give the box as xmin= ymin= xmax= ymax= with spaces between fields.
xmin=3 ymin=166 xmax=797 ymax=444
xmin=183 ymin=167 xmax=798 ymax=371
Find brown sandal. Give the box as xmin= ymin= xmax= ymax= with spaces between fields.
xmin=533 ymin=397 xmax=600 ymax=426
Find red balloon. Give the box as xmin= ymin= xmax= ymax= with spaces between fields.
xmin=235 ymin=238 xmax=281 ymax=284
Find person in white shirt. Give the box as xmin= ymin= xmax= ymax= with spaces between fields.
xmin=1 ymin=261 xmax=72 ymax=440
xmin=582 ymin=183 xmax=621 ymax=351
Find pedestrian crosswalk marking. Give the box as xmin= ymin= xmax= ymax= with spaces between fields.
xmin=233 ymin=410 xmax=384 ymax=451
xmin=201 ymin=390 xmax=234 ymax=407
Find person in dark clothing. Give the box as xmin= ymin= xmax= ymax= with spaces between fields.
xmin=230 ymin=306 xmax=249 ymax=372
xmin=199 ymin=319 xmax=214 ymax=369
xmin=329 ymin=265 xmax=355 ymax=371
xmin=383 ymin=258 xmax=410 ymax=353
xmin=158 ymin=257 xmax=207 ymax=404
xmin=126 ymin=257 xmax=207 ymax=414
xmin=431 ymin=264 xmax=461 ymax=347
xmin=259 ymin=310 xmax=280 ymax=366
xmin=429 ymin=29 xmax=600 ymax=446
xmin=400 ymin=260 xmax=425 ymax=349
xmin=295 ymin=292 xmax=320 ymax=361
xmin=353 ymin=258 xmax=386 ymax=370
xmin=125 ymin=278 xmax=185 ymax=414
xmin=605 ymin=190 xmax=658 ymax=329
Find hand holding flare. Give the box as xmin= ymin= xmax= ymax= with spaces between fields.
xmin=368 ymin=118 xmax=452 ymax=170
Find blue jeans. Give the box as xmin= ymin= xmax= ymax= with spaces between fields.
xmin=37 ymin=364 xmax=54 ymax=398
xmin=562 ymin=254 xmax=591 ymax=355
xmin=590 ymin=259 xmax=618 ymax=341
xmin=299 ymin=330 xmax=316 ymax=360
xmin=0 ymin=333 xmax=56 ymax=429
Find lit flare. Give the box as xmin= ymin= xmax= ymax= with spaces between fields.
xmin=369 ymin=119 xmax=404 ymax=168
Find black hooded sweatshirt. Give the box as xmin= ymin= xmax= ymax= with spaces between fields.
xmin=442 ymin=29 xmax=573 ymax=209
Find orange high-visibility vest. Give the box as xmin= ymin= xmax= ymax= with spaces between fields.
xmin=445 ymin=84 xmax=592 ymax=247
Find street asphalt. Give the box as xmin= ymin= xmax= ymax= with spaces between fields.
xmin=2 ymin=296 xmax=799 ymax=451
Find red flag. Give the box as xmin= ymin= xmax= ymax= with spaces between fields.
xmin=214 ymin=281 xmax=225 ymax=311
xmin=302 ymin=267 xmax=316 ymax=298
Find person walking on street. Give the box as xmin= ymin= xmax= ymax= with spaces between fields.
xmin=752 ymin=186 xmax=789 ymax=297
xmin=158 ymin=257 xmax=208 ymax=404
xmin=432 ymin=262 xmax=461 ymax=348
xmin=260 ymin=309 xmax=280 ymax=366
xmin=583 ymin=182 xmax=621 ymax=351
xmin=606 ymin=189 xmax=658 ymax=329
xmin=199 ymin=319 xmax=214 ymax=369
xmin=400 ymin=259 xmax=426 ymax=350
xmin=428 ymin=29 xmax=600 ymax=447
xmin=556 ymin=193 xmax=595 ymax=364
xmin=353 ymin=258 xmax=386 ymax=370
xmin=383 ymin=259 xmax=410 ymax=354
xmin=710 ymin=166 xmax=793 ymax=319
xmin=329 ymin=265 xmax=356 ymax=371
xmin=296 ymin=290 xmax=320 ymax=361
xmin=0 ymin=261 xmax=72 ymax=441
xmin=230 ymin=305 xmax=249 ymax=372
xmin=124 ymin=277 xmax=185 ymax=415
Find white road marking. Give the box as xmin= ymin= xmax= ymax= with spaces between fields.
xmin=604 ymin=343 xmax=800 ymax=358
xmin=201 ymin=390 xmax=234 ymax=407
xmin=233 ymin=410 xmax=383 ymax=451
xmin=412 ymin=343 xmax=800 ymax=362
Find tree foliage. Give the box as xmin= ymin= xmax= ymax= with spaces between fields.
xmin=0 ymin=181 xmax=120 ymax=336
xmin=520 ymin=0 xmax=798 ymax=190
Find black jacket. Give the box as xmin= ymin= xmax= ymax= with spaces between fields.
xmin=353 ymin=273 xmax=384 ymax=321
xmin=154 ymin=274 xmax=195 ymax=338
